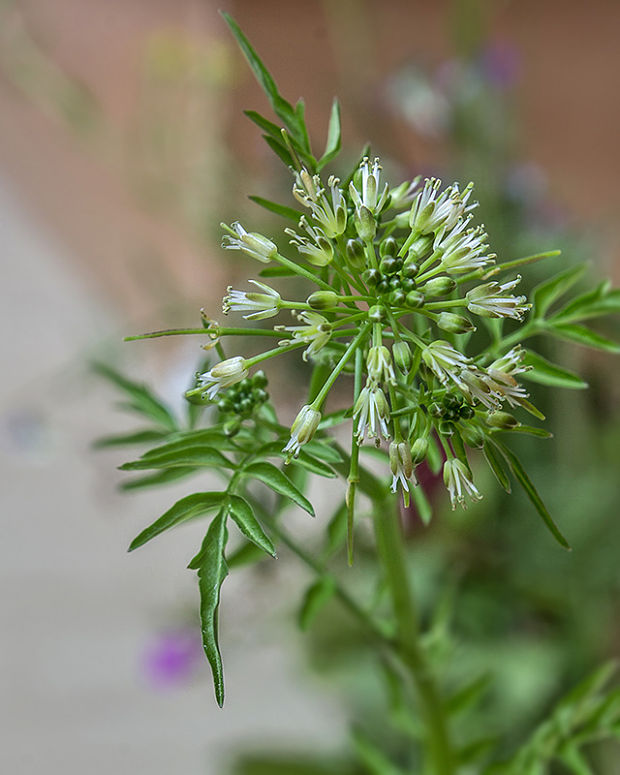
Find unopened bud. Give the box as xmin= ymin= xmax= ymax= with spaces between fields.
xmin=436 ymin=312 xmax=476 ymax=334
xmin=380 ymin=236 xmax=398 ymax=257
xmin=393 ymin=341 xmax=412 ymax=373
xmin=354 ymin=204 xmax=376 ymax=241
xmin=389 ymin=440 xmax=413 ymax=478
xmin=411 ymin=437 xmax=429 ymax=465
xmin=362 ymin=268 xmax=381 ymax=287
xmin=486 ymin=411 xmax=519 ymax=429
xmin=460 ymin=424 xmax=485 ymax=448
xmin=346 ymin=238 xmax=366 ymax=269
xmin=420 ymin=276 xmax=457 ymax=297
xmin=368 ymin=305 xmax=385 ymax=322
xmin=307 ymin=291 xmax=339 ymax=310
xmin=405 ymin=290 xmax=425 ymax=308
xmin=406 ymin=234 xmax=434 ymax=262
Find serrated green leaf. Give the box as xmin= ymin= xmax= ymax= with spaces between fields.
xmin=248 ymin=195 xmax=303 ymax=222
xmin=120 ymin=466 xmax=198 ymax=491
xmin=93 ymin=362 xmax=177 ymax=430
xmin=493 ymin=440 xmax=570 ymax=549
xmin=120 ymin=445 xmax=234 ymax=471
xmin=93 ymin=428 xmax=169 ymax=449
xmin=244 ymin=109 xmax=283 ymax=139
xmin=129 ymin=492 xmax=225 ymax=550
xmin=317 ymin=98 xmax=341 ymax=169
xmin=244 ymin=461 xmax=315 ymax=515
xmin=304 ymin=439 xmax=343 ymax=464
xmin=522 ymin=350 xmax=588 ymax=389
xmin=547 ymin=322 xmax=620 ymax=353
xmin=298 ymin=577 xmax=336 ymax=630
xmin=411 ymin=484 xmax=433 ymax=526
xmin=532 ymin=264 xmax=586 ymax=318
xmin=262 ymin=134 xmax=295 ymax=166
xmin=550 ymin=280 xmax=618 ymax=322
xmin=483 ymin=441 xmax=511 ymax=493
xmin=193 ymin=511 xmax=229 ymax=707
xmin=228 ymin=495 xmax=275 ymax=557
xmin=221 ymin=13 xmax=305 ymax=147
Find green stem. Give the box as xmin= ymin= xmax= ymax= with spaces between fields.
xmin=124 ymin=327 xmax=288 ymax=342
xmin=274 ymin=252 xmax=336 ymax=292
xmin=311 ymin=322 xmax=372 ymax=409
xmin=372 ymin=499 xmax=455 ymax=775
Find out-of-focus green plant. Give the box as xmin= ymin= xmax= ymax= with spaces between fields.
xmin=97 ymin=14 xmax=620 ymax=774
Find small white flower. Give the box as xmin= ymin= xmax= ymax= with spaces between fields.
xmin=277 ymin=311 xmax=332 ymax=361
xmin=198 ymin=356 xmax=248 ymax=400
xmin=459 ymin=368 xmax=502 ymax=410
xmin=367 ymin=345 xmax=396 ymax=384
xmin=443 ymin=458 xmax=482 ymax=510
xmin=349 ymin=157 xmax=389 ymax=215
xmin=285 ymin=217 xmax=333 ymax=266
xmin=221 ymin=222 xmax=278 ymax=263
xmin=389 ymin=440 xmax=417 ymax=496
xmin=293 ymin=170 xmax=347 ymax=238
xmin=466 ymin=277 xmax=530 ymax=320
xmin=283 ymin=405 xmax=321 ymax=458
xmin=436 ymin=216 xmax=496 ymax=275
xmin=409 ymin=178 xmax=477 ymax=235
xmin=354 ymin=383 xmax=391 ymax=442
xmin=422 ymin=340 xmax=473 ymax=390
xmin=222 ymin=280 xmax=281 ymax=320
xmin=485 ymin=346 xmax=531 ymax=408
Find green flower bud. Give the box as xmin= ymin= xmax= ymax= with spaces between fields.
xmin=486 ymin=411 xmax=519 ymax=429
xmin=400 ymin=276 xmax=417 ymax=291
xmin=380 ymin=255 xmax=399 ymax=275
xmin=307 ymin=290 xmax=340 ymax=310
xmin=411 ymin=437 xmax=429 ymax=465
xmin=346 ymin=238 xmax=366 ymax=269
xmin=429 ymin=402 xmax=444 ymax=418
xmin=252 ymin=371 xmax=268 ymax=389
xmin=380 ymin=237 xmax=398 ymax=257
xmin=377 ymin=278 xmax=390 ymax=293
xmin=368 ymin=305 xmax=385 ymax=322
xmin=389 ymin=289 xmax=406 ymax=306
xmin=392 ymin=341 xmax=412 ymax=373
xmin=362 ymin=268 xmax=381 ymax=287
xmin=459 ymin=424 xmax=485 ymax=448
xmin=354 ymin=204 xmax=376 ymax=241
xmin=459 ymin=405 xmax=475 ymax=420
xmin=436 ymin=312 xmax=476 ymax=334
xmin=420 ymin=276 xmax=457 ymax=297
xmin=402 ymin=260 xmax=419 ymax=278
xmin=405 ymin=290 xmax=425 ymax=308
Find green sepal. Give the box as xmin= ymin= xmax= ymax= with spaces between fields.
xmin=298 ymin=577 xmax=336 ymax=630
xmin=317 ymin=98 xmax=341 ymax=170
xmin=129 ymin=492 xmax=225 ymax=551
xmin=228 ymin=495 xmax=276 ymax=557
xmin=531 ymin=264 xmax=586 ymax=318
xmin=249 ymin=195 xmax=303 ymax=223
xmin=243 ymin=461 xmax=315 ymax=516
xmin=191 ymin=511 xmax=229 ymax=707
xmin=492 ymin=439 xmax=570 ymax=549
xmin=522 ymin=349 xmax=588 ymax=390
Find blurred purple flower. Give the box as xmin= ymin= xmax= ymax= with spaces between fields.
xmin=142 ymin=627 xmax=203 ymax=688
xmin=478 ymin=41 xmax=521 ymax=89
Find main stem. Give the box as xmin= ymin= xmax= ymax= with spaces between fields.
xmin=373 ymin=499 xmax=455 ymax=775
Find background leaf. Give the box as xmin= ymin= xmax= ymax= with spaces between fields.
xmin=521 ymin=350 xmax=588 ymax=389
xmin=244 ymin=461 xmax=315 ymax=515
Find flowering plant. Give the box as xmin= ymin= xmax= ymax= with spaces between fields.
xmin=100 ymin=14 xmax=620 ymax=774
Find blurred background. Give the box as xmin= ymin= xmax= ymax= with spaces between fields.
xmin=2 ymin=1 xmax=620 ymax=773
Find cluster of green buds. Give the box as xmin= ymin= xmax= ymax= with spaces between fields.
xmin=193 ymin=157 xmax=537 ymax=510
xmin=215 ymin=371 xmax=269 ymax=433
